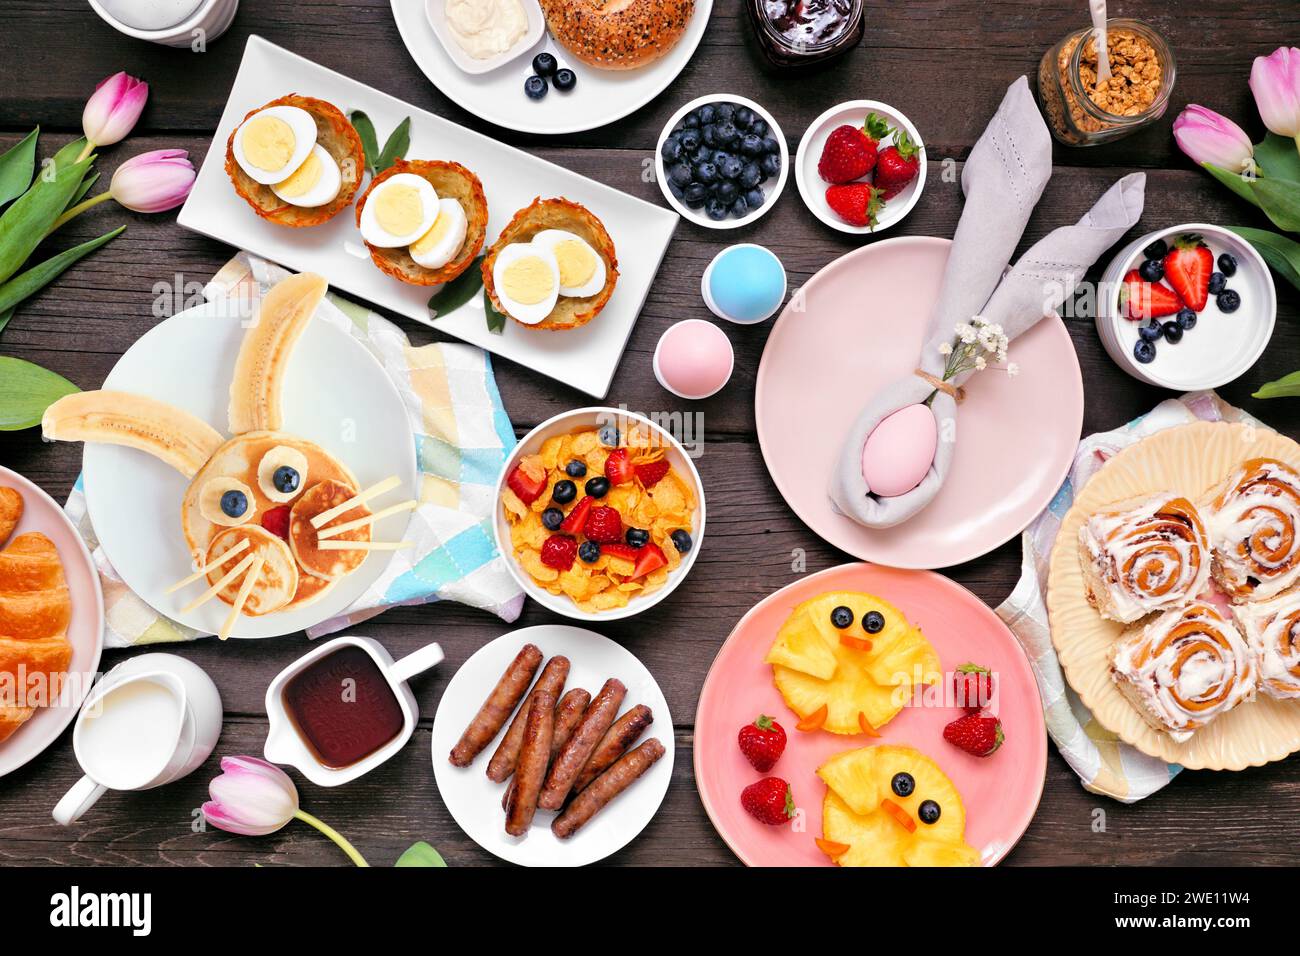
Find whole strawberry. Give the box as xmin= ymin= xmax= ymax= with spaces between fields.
xmin=738 ymin=714 xmax=787 ymax=772
xmin=582 ymin=505 xmax=623 ymax=544
xmin=952 ymin=663 xmax=995 ymax=712
xmin=875 ymin=129 xmax=923 ymax=199
xmin=825 ymin=182 xmax=883 ymax=229
xmin=943 ymin=713 xmax=1004 ymax=757
xmin=817 ymin=113 xmax=891 ymax=185
xmin=539 ymin=534 xmax=578 ymax=571
xmin=741 ymin=777 xmax=795 ymax=825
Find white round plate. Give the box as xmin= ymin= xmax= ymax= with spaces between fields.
xmin=431 ymin=624 xmax=674 ymax=866
xmin=0 ymin=466 xmax=104 ymax=778
xmin=391 ymin=0 xmax=713 ymax=135
xmin=83 ymin=300 xmax=417 ymax=639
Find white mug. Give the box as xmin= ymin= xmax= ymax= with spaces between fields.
xmin=88 ymin=0 xmax=239 ymax=47
xmin=53 ymin=653 xmax=223 ymax=825
xmin=264 ymin=636 xmax=443 ymax=787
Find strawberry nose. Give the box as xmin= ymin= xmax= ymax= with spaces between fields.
xmin=879 ymin=797 xmax=917 ymax=833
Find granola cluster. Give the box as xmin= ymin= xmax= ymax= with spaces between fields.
xmin=1038 ymin=26 xmax=1165 ymax=144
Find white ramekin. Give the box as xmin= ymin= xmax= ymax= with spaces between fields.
xmin=89 ymin=0 xmax=239 ymax=47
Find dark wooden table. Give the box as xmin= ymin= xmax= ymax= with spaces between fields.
xmin=2 ymin=0 xmax=1299 ymax=866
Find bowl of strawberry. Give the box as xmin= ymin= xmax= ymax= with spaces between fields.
xmin=795 ymin=99 xmax=926 ymax=234
xmin=1098 ymin=223 xmax=1276 ymax=390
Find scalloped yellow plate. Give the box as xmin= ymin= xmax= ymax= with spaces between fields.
xmin=1047 ymin=420 xmax=1300 ymax=770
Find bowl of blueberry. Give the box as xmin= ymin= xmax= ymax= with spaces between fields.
xmin=1097 ymin=222 xmax=1277 ymax=390
xmin=655 ymin=94 xmax=788 ymax=228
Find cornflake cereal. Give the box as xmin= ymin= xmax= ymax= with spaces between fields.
xmin=502 ymin=422 xmax=697 ymax=613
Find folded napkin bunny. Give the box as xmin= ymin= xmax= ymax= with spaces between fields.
xmin=830 ymin=76 xmax=1146 ymax=529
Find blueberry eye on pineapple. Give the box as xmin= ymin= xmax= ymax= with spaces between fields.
xmin=863 ymin=610 xmax=885 ymax=634
xmin=830 ymin=605 xmax=854 ymax=629
xmin=891 ymin=772 xmax=915 ymax=797
xmin=918 ymin=800 xmax=941 ymax=825
xmin=257 ymin=445 xmax=310 ymax=503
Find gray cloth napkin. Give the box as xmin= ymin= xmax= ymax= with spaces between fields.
xmin=829 ymin=76 xmax=1146 ymax=530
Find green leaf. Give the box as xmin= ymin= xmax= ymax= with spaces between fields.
xmin=0 ymin=224 xmax=124 ymax=316
xmin=1203 ymin=162 xmax=1261 ymax=208
xmin=1229 ymin=226 xmax=1300 ymax=291
xmin=395 ymin=841 xmax=447 ymax=867
xmin=1252 ymin=176 xmax=1300 ymax=232
xmin=1255 ymin=370 xmax=1300 ymax=400
xmin=0 ymin=308 xmax=12 ymax=337
xmin=67 ymin=170 xmax=100 ymax=211
xmin=484 ymin=286 xmax=507 ymax=335
xmin=427 ymin=256 xmax=484 ymax=318
xmin=1255 ymin=133 xmax=1300 ymax=182
xmin=0 ymin=356 xmax=79 ymax=430
xmin=0 ymin=128 xmax=39 ymax=207
xmin=349 ymin=110 xmax=380 ymax=177
xmin=0 ymin=140 xmax=94 ymax=285
xmin=376 ymin=117 xmax=411 ymax=173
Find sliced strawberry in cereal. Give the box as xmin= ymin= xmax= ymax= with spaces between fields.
xmin=634 ymin=459 xmax=671 ymax=487
xmin=600 ymin=542 xmax=641 ymax=561
xmin=630 ymin=543 xmax=667 ymax=580
xmin=583 ymin=505 xmax=623 ymax=544
xmin=559 ymin=496 xmax=594 ymax=535
xmin=540 ymin=534 xmax=578 ymax=571
xmin=506 ymin=461 xmax=547 ymax=505
xmin=604 ymin=448 xmax=633 ymax=485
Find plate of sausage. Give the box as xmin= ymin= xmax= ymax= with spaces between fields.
xmin=432 ymin=625 xmax=673 ymax=866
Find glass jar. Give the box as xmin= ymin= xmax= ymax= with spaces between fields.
xmin=1037 ymin=18 xmax=1176 ymax=146
xmin=745 ymin=0 xmax=864 ymax=70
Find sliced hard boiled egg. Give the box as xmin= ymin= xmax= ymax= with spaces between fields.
xmin=199 ymin=476 xmax=256 ymax=527
xmin=531 ymin=229 xmax=607 ymax=298
xmin=270 ymin=145 xmax=342 ymax=208
xmin=492 ymin=242 xmax=560 ymax=325
xmin=409 ymin=198 xmax=469 ymax=270
xmin=232 ymin=106 xmax=318 ymax=186
xmin=359 ymin=173 xmax=439 ymax=248
xmin=257 ymin=445 xmax=309 ymax=503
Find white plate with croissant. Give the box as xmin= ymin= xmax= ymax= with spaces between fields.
xmin=0 ymin=466 xmax=104 ymax=777
xmin=1047 ymin=420 xmax=1300 ymax=770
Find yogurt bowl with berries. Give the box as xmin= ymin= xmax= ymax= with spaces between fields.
xmin=1097 ymin=223 xmax=1276 ymax=390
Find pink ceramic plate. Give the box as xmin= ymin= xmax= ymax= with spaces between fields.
xmin=0 ymin=466 xmax=104 ymax=778
xmin=694 ymin=563 xmax=1045 ymax=867
xmin=755 ymin=236 xmax=1083 ymax=569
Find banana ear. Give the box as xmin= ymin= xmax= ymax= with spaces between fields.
xmin=228 ymin=272 xmax=329 ymax=435
xmin=42 ymin=390 xmax=225 ymax=479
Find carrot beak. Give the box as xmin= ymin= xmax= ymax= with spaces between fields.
xmin=880 ymin=798 xmax=917 ymax=833
xmin=816 ymin=838 xmax=851 ymax=859
xmin=839 ymin=634 xmax=873 ymax=652
xmin=857 ymin=711 xmax=881 ymax=737
xmin=796 ymin=703 xmax=828 ymax=732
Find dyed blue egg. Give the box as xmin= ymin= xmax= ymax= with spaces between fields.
xmin=703 ymin=244 xmax=786 ymax=324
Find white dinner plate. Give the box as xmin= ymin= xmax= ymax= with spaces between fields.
xmin=392 ymin=0 xmax=714 ymax=135
xmin=82 ymin=300 xmax=417 ymax=639
xmin=177 ymin=35 xmax=680 ymax=399
xmin=431 ymin=625 xmax=673 ymax=866
xmin=0 ymin=466 xmax=104 ymax=778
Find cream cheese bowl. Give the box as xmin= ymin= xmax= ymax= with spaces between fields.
xmin=424 ymin=0 xmax=545 ymax=75
xmin=1096 ymin=222 xmax=1276 ymax=391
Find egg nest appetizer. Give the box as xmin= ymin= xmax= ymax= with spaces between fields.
xmin=501 ymin=423 xmax=695 ymax=613
xmin=355 ymin=159 xmax=488 ymax=285
xmin=224 ymin=94 xmax=365 ymax=227
xmin=482 ymin=197 xmax=618 ymax=331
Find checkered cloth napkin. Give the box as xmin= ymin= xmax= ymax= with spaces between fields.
xmin=994 ymin=390 xmax=1260 ymax=802
xmin=63 ymin=252 xmax=525 ymax=647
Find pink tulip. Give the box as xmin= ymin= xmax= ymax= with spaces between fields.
xmin=1250 ymin=46 xmax=1300 ymax=139
xmin=202 ymin=756 xmax=298 ymax=836
xmin=110 ymin=149 xmax=196 ymax=213
xmin=82 ymin=72 xmax=148 ymax=148
xmin=1173 ymin=105 xmax=1255 ymax=172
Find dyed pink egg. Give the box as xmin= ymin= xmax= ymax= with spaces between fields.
xmin=653 ymin=320 xmax=734 ymax=399
xmin=860 ymin=403 xmax=938 ymax=498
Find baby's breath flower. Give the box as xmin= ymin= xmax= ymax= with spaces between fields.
xmin=974 ymin=355 xmax=987 ymax=371
xmin=938 ymin=341 xmax=953 ymax=355
xmin=1007 ymin=362 xmax=1020 ymax=377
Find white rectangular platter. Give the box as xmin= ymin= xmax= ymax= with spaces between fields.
xmin=178 ymin=35 xmax=679 ymax=398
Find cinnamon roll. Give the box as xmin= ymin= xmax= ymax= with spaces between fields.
xmin=1206 ymin=458 xmax=1300 ymax=603
xmin=1110 ymin=602 xmax=1256 ymax=743
xmin=1078 ymin=494 xmax=1211 ymax=623
xmin=1233 ymin=589 xmax=1300 ymax=699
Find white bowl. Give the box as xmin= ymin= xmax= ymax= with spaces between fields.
xmin=424 ymin=0 xmax=545 ymax=75
xmin=1096 ymin=222 xmax=1277 ymax=390
xmin=795 ymin=99 xmax=927 ymax=235
xmin=655 ymin=94 xmax=788 ymax=230
xmin=494 ymin=407 xmax=706 ymax=620
xmin=89 ymin=0 xmax=239 ymax=47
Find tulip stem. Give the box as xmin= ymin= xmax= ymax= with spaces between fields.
xmin=76 ymin=141 xmax=94 ymax=163
xmin=293 ymin=810 xmax=370 ymax=867
xmin=47 ymin=191 xmax=114 ymax=236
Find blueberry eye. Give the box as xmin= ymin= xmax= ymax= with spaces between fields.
xmin=220 ymin=490 xmax=248 ymax=518
xmin=273 ymin=465 xmax=300 ymax=494
xmin=830 ymin=605 xmax=853 ymax=629
xmin=863 ymin=610 xmax=885 ymax=634
xmin=891 ymin=772 xmax=915 ymax=797
xmin=918 ymin=800 xmax=941 ymax=825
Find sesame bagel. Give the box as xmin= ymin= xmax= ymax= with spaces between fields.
xmin=356 ymin=159 xmax=488 ymax=286
xmin=224 ymin=94 xmax=364 ymax=228
xmin=539 ymin=0 xmax=695 ymax=70
xmin=482 ymin=197 xmax=619 ymax=332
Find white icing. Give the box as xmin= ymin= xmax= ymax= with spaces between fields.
xmin=1208 ymin=460 xmax=1300 ymax=601
xmin=1233 ymin=589 xmax=1300 ymax=699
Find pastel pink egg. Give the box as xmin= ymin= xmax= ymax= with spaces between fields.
xmin=653 ymin=320 xmax=734 ymax=399
xmin=860 ymin=403 xmax=938 ymax=498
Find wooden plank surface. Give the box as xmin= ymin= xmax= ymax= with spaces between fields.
xmin=2 ymin=0 xmax=1300 ymax=866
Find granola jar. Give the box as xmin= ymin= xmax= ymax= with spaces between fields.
xmin=1037 ymin=18 xmax=1175 ymax=146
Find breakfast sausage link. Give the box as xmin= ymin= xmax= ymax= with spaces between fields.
xmin=486 ymin=655 xmax=570 ymax=782
xmin=538 ymin=678 xmax=626 ymax=810
xmin=504 ymin=689 xmax=555 ymax=837
xmin=552 ymin=738 xmax=666 ymax=839
xmin=574 ymin=704 xmax=653 ymax=793
xmin=502 ymin=687 xmax=591 ymax=811
xmin=448 ymin=643 xmax=543 ymax=767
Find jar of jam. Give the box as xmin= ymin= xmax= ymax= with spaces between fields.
xmin=746 ymin=0 xmax=864 ymax=70
xmin=1037 ymin=18 xmax=1176 ymax=146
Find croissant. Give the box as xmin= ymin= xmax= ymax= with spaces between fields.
xmin=0 ymin=531 xmax=74 ymax=744
xmin=1206 ymin=457 xmax=1300 ymax=603
xmin=0 ymin=487 xmax=21 ymax=547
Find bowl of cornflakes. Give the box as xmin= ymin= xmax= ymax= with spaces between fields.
xmin=495 ymin=407 xmax=705 ymax=620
